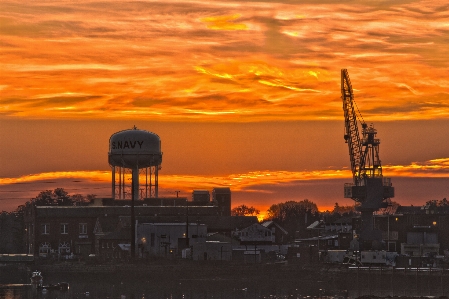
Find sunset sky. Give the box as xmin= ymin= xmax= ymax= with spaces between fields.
xmin=1 ymin=0 xmax=449 ymax=217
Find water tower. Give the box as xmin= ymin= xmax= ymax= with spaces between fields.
xmin=108 ymin=126 xmax=162 ymax=258
xmin=108 ymin=126 xmax=162 ymax=201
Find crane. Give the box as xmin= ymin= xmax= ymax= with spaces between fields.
xmin=341 ymin=69 xmax=394 ymax=250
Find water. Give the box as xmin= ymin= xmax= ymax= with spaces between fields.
xmin=0 ymin=278 xmax=344 ymax=299
xmin=2 ymin=266 xmax=449 ymax=298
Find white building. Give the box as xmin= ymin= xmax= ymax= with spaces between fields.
xmin=191 ymin=241 xmax=232 ymax=261
xmin=233 ymin=223 xmax=274 ymax=245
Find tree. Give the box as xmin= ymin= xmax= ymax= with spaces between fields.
xmin=323 ymin=202 xmax=359 ymax=223
xmin=266 ymin=199 xmax=318 ymax=222
xmin=231 ymin=205 xmax=260 ymax=216
xmin=438 ymin=198 xmax=449 ymax=206
xmin=29 ymin=188 xmax=94 ymax=206
xmin=332 ymin=203 xmax=356 ymax=215
xmin=71 ymin=193 xmax=94 ymax=206
xmin=265 ymin=200 xmax=320 ymax=241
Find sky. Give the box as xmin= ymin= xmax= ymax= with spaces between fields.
xmin=1 ymin=0 xmax=449 ymax=218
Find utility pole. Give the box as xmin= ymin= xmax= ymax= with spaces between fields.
xmin=130 ymin=166 xmax=138 ymax=259
xmin=185 ymin=197 xmax=189 ymax=247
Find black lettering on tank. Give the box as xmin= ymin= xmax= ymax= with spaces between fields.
xmin=130 ymin=141 xmax=137 ymax=149
xmin=112 ymin=142 xmax=116 ymax=149
xmin=117 ymin=141 xmax=122 ymax=149
xmin=137 ymin=141 xmax=144 ymax=148
xmin=124 ymin=141 xmax=129 ymax=149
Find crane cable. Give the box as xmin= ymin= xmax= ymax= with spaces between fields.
xmin=352 ymin=94 xmax=365 ymax=126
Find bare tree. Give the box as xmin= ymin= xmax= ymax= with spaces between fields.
xmin=231 ymin=204 xmax=260 ymax=216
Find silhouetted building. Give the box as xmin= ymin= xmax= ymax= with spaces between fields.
xmin=23 ymin=194 xmax=254 ymax=259
xmin=192 ymin=190 xmax=210 ymax=204
xmin=212 ymin=187 xmax=231 ymax=216
xmin=233 ymin=223 xmax=274 ymax=245
xmin=260 ymin=221 xmax=289 ymax=244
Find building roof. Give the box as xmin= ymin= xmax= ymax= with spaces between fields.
xmin=307 ymin=220 xmax=325 ymax=230
xmin=32 ymin=205 xmax=221 ymax=218
xmin=260 ymin=220 xmax=288 ymax=235
xmin=239 ymin=222 xmax=271 ymax=232
xmin=118 ymin=244 xmax=131 ymax=251
xmin=295 ymin=234 xmax=339 ymax=242
xmin=332 ymin=217 xmax=352 ymax=224
xmin=212 ymin=187 xmax=231 ymax=193
xmin=140 ymin=222 xmax=206 ymax=227
xmin=395 ymin=206 xmax=423 ymax=214
xmin=374 ymin=203 xmax=400 ymax=215
xmin=123 ymin=215 xmax=257 ymax=231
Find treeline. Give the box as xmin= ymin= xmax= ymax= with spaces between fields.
xmin=231 ymin=200 xmax=357 ymax=242
xmin=20 ymin=188 xmax=96 ymax=208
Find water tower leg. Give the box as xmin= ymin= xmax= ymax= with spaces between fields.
xmin=155 ymin=166 xmax=159 ymax=198
xmin=131 ymin=166 xmax=139 ymax=259
xmin=111 ymin=166 xmax=115 ymax=200
xmin=132 ymin=167 xmax=139 ymax=201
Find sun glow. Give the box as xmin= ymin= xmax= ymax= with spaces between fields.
xmin=2 ymin=158 xmax=449 ymax=211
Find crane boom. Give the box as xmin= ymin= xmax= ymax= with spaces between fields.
xmin=341 ymin=69 xmax=363 ymax=186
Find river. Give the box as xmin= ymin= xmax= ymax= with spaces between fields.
xmin=1 ymin=264 xmax=449 ymax=298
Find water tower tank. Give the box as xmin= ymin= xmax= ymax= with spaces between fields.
xmin=108 ymin=127 xmax=162 ymax=169
xmin=108 ymin=127 xmax=162 ymax=200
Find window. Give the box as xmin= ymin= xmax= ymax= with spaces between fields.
xmin=41 ymin=224 xmax=50 ymax=235
xmin=59 ymin=242 xmax=70 ymax=255
xmin=39 ymin=242 xmax=51 ymax=256
xmin=79 ymin=223 xmax=87 ymax=235
xmin=60 ymin=223 xmax=68 ymax=234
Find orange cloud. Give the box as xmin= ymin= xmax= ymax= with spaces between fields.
xmin=3 ymin=157 xmax=449 ymax=213
xmin=0 ymin=1 xmax=448 ymax=122
xmin=201 ymin=14 xmax=248 ymax=30
xmin=3 ymin=157 xmax=449 ymax=191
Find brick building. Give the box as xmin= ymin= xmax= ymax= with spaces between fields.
xmin=23 ymin=195 xmax=255 ymax=259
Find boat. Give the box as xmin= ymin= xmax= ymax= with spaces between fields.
xmin=30 ymin=271 xmax=43 ymax=286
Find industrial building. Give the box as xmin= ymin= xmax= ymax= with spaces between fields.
xmin=23 ymin=200 xmax=256 ymax=259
